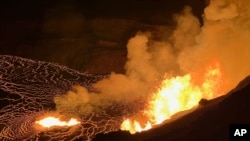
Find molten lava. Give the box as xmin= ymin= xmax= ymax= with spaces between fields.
xmin=121 ymin=61 xmax=223 ymax=134
xmin=35 ymin=116 xmax=80 ymax=128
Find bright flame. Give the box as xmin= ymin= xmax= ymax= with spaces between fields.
xmin=35 ymin=116 xmax=80 ymax=128
xmin=121 ymin=61 xmax=223 ymax=134
xmin=121 ymin=119 xmax=152 ymax=134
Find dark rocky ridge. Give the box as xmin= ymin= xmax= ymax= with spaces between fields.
xmin=93 ymin=75 xmax=250 ymax=141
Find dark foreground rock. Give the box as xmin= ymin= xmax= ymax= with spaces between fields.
xmin=93 ymin=76 xmax=250 ymax=141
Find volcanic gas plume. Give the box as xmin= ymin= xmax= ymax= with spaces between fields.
xmin=54 ymin=0 xmax=250 ymax=134
xmin=1 ymin=0 xmax=250 ymax=140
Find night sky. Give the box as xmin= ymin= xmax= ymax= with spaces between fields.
xmin=0 ymin=0 xmax=206 ymax=73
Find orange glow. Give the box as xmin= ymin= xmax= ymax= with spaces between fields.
xmin=35 ymin=116 xmax=80 ymax=128
xmin=121 ymin=118 xmax=152 ymax=134
xmin=121 ymin=61 xmax=223 ymax=134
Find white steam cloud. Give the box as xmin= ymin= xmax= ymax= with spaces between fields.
xmin=54 ymin=0 xmax=250 ymax=115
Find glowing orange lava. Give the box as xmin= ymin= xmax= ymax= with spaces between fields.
xmin=35 ymin=116 xmax=80 ymax=128
xmin=121 ymin=61 xmax=223 ymax=134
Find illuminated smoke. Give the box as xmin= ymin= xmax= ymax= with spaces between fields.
xmin=54 ymin=0 xmax=250 ymax=118
xmin=178 ymin=0 xmax=250 ymax=92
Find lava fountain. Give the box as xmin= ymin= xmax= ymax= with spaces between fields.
xmin=121 ymin=61 xmax=224 ymax=134
xmin=35 ymin=116 xmax=80 ymax=128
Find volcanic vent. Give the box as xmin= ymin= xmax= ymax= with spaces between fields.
xmin=93 ymin=75 xmax=250 ymax=141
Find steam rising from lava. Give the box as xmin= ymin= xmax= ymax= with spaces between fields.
xmin=55 ymin=0 xmax=250 ymax=121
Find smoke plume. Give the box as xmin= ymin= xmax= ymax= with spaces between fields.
xmin=54 ymin=0 xmax=250 ymax=116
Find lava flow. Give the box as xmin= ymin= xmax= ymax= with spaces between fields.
xmin=121 ymin=61 xmax=224 ymax=134
xmin=35 ymin=116 xmax=80 ymax=128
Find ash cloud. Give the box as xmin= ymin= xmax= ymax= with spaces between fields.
xmin=54 ymin=0 xmax=250 ymax=116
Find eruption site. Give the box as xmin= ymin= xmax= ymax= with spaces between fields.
xmin=0 ymin=55 xmax=120 ymax=140
xmin=35 ymin=116 xmax=80 ymax=128
xmin=1 ymin=0 xmax=250 ymax=140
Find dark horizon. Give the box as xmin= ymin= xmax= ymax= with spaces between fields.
xmin=0 ymin=0 xmax=206 ymax=20
xmin=0 ymin=0 xmax=206 ymax=74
